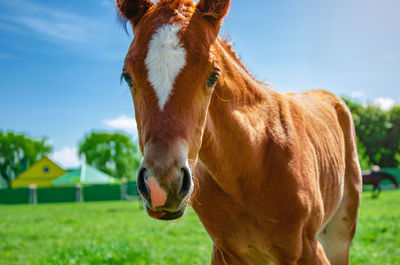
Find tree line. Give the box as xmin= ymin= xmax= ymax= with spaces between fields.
xmin=343 ymin=98 xmax=400 ymax=170
xmin=0 ymin=131 xmax=142 ymax=188
xmin=1 ymin=98 xmax=399 ymax=188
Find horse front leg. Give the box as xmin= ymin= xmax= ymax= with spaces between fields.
xmin=263 ymin=223 xmax=330 ymax=265
xmin=298 ymin=238 xmax=331 ymax=265
xmin=211 ymin=245 xmax=227 ymax=265
xmin=211 ymin=245 xmax=243 ymax=265
xmin=376 ymin=184 xmax=382 ymax=198
xmin=372 ymin=184 xmax=380 ymax=199
xmin=272 ymin=238 xmax=330 ymax=265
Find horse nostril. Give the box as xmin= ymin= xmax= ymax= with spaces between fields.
xmin=179 ymin=167 xmax=192 ymax=197
xmin=137 ymin=167 xmax=149 ymax=198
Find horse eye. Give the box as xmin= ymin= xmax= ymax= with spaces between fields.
xmin=206 ymin=72 xmax=219 ymax=88
xmin=122 ymin=71 xmax=134 ymax=88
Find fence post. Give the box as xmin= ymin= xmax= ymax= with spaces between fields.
xmin=76 ymin=184 xmax=82 ymax=202
xmin=29 ymin=184 xmax=37 ymax=205
xmin=121 ymin=178 xmax=127 ymax=201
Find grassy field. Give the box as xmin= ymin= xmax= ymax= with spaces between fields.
xmin=0 ymin=190 xmax=399 ymax=265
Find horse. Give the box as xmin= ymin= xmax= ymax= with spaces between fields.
xmin=362 ymin=170 xmax=399 ymax=198
xmin=114 ymin=0 xmax=362 ymax=264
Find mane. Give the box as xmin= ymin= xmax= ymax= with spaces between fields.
xmin=218 ymin=37 xmax=266 ymax=85
xmin=117 ymin=0 xmax=196 ymax=33
xmin=156 ymin=0 xmax=196 ymax=21
xmin=117 ymin=11 xmax=130 ymax=36
xmin=156 ymin=0 xmax=195 ymax=8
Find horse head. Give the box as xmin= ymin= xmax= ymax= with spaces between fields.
xmin=115 ymin=0 xmax=230 ymax=220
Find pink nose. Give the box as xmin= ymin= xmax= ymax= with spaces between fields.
xmin=145 ymin=177 xmax=167 ymax=208
xmin=137 ymin=165 xmax=192 ymax=211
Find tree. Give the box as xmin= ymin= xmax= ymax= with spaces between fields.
xmin=78 ymin=132 xmax=142 ymax=180
xmin=0 ymin=131 xmax=52 ymax=188
xmin=342 ymin=97 xmax=400 ymax=168
xmin=357 ymin=138 xmax=372 ymax=170
xmin=357 ymin=104 xmax=391 ymax=166
xmin=384 ymin=106 xmax=400 ymax=167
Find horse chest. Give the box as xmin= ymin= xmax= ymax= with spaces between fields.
xmin=198 ymin=204 xmax=286 ymax=264
xmin=192 ymin=171 xmax=288 ymax=264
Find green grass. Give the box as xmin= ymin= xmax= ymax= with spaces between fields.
xmin=0 ymin=201 xmax=212 ymax=265
xmin=350 ymin=190 xmax=400 ymax=264
xmin=0 ymin=190 xmax=399 ymax=265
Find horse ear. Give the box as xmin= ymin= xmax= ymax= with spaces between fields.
xmin=115 ymin=0 xmax=153 ymax=26
xmin=196 ymin=0 xmax=231 ymax=21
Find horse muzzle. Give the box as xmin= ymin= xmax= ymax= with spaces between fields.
xmin=146 ymin=206 xmax=186 ymax=220
xmin=136 ymin=140 xmax=193 ymax=220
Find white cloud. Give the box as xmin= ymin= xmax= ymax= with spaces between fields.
xmin=44 ymin=139 xmax=54 ymax=146
xmin=50 ymin=146 xmax=80 ymax=168
xmin=373 ymin=97 xmax=395 ymax=111
xmin=101 ymin=0 xmax=112 ymax=7
xmin=383 ymin=53 xmax=397 ymax=62
xmin=350 ymin=91 xmax=364 ymax=99
xmin=0 ymin=0 xmax=98 ymax=43
xmin=0 ymin=53 xmax=12 ymax=59
xmin=0 ymin=0 xmax=128 ymax=61
xmin=15 ymin=16 xmax=87 ymax=42
xmin=103 ymin=115 xmax=138 ymax=139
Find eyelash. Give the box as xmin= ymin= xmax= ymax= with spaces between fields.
xmin=207 ymin=71 xmax=220 ymax=88
xmin=121 ymin=70 xmax=134 ymax=88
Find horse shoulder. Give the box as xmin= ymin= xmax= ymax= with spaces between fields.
xmin=280 ymin=90 xmax=355 ymax=219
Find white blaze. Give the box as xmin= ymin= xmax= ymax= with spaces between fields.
xmin=145 ymin=24 xmax=187 ymax=110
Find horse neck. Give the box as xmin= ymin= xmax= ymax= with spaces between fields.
xmin=199 ymin=39 xmax=291 ymax=193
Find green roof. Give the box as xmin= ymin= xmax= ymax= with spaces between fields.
xmin=381 ymin=168 xmax=400 ymax=178
xmin=52 ymin=164 xmax=117 ymax=186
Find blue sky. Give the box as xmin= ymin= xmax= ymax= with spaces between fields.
xmin=0 ymin=0 xmax=399 ymax=167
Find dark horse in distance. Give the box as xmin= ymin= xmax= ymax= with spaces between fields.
xmin=362 ymin=170 xmax=399 ymax=198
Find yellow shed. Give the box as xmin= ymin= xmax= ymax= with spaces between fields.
xmin=11 ymin=157 xmax=67 ymax=188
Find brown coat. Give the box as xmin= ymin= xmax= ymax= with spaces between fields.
xmin=115 ymin=0 xmax=362 ymax=264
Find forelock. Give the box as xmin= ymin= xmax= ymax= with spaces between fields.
xmin=145 ymin=23 xmax=187 ymax=110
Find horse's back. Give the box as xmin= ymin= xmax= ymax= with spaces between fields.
xmin=281 ymin=89 xmax=361 ymax=224
xmin=285 ymin=89 xmax=362 ymax=265
xmin=302 ymin=89 xmax=362 ymax=190
xmin=284 ymin=89 xmax=350 ymax=193
xmin=285 ymin=89 xmax=359 ymax=171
